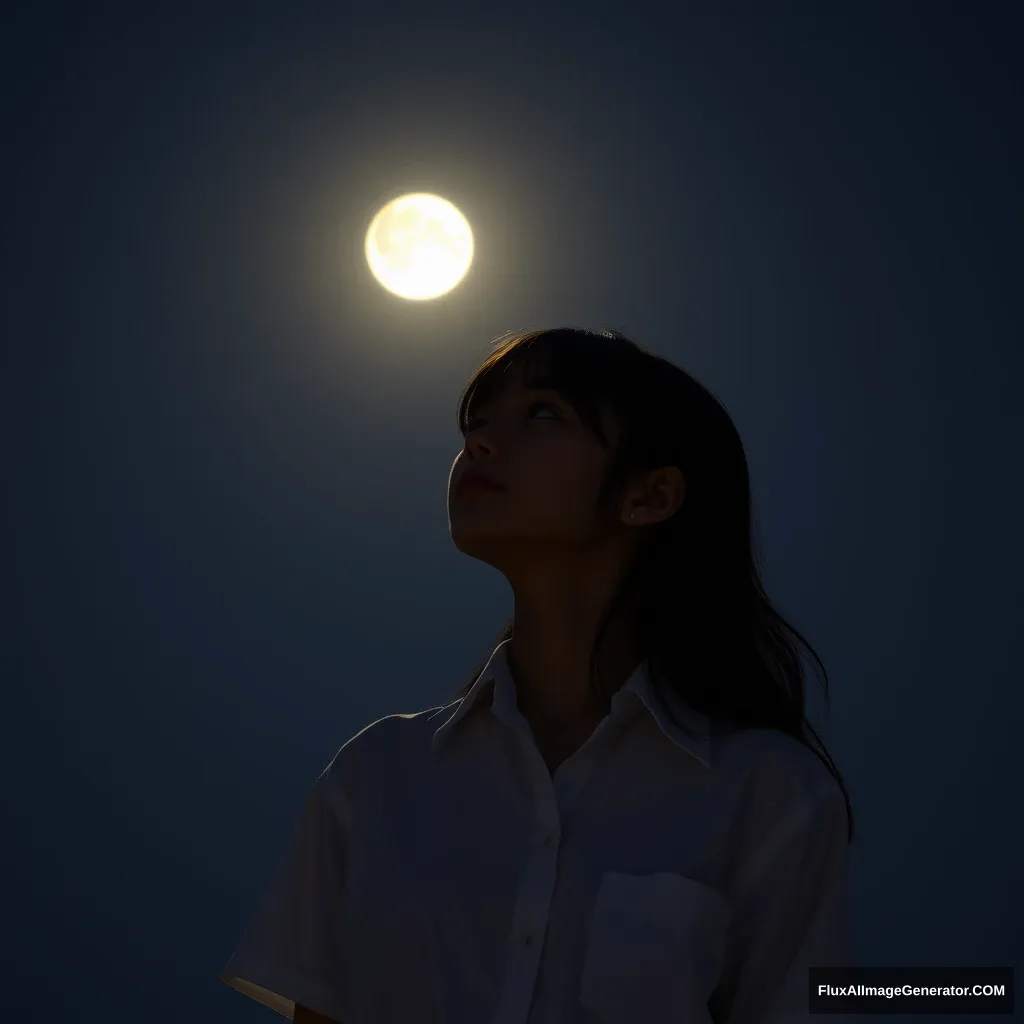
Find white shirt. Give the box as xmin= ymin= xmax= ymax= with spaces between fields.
xmin=222 ymin=639 xmax=855 ymax=1024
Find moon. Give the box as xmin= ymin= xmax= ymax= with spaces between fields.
xmin=364 ymin=193 xmax=474 ymax=300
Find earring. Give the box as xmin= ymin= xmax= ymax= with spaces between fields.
xmin=629 ymin=512 xmax=636 ymax=521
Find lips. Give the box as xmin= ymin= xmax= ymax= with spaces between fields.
xmin=455 ymin=467 xmax=505 ymax=498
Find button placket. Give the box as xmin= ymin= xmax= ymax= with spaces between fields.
xmin=490 ymin=754 xmax=563 ymax=1024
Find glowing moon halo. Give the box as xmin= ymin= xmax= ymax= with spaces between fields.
xmin=364 ymin=193 xmax=474 ymax=300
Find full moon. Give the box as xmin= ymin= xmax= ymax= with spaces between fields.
xmin=364 ymin=193 xmax=474 ymax=300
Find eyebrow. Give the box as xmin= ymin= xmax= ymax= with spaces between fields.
xmin=474 ymin=383 xmax=562 ymax=407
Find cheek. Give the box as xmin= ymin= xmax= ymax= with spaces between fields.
xmin=512 ymin=444 xmax=602 ymax=521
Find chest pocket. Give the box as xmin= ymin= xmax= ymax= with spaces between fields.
xmin=580 ymin=871 xmax=730 ymax=1024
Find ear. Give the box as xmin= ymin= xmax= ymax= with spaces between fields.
xmin=621 ymin=466 xmax=686 ymax=526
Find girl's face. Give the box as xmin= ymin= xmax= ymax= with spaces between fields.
xmin=447 ymin=362 xmax=622 ymax=564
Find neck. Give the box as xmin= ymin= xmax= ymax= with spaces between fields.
xmin=507 ymin=567 xmax=639 ymax=733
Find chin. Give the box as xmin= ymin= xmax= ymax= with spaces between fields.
xmin=448 ymin=516 xmax=519 ymax=566
xmin=449 ymin=521 xmax=497 ymax=557
xmin=451 ymin=539 xmax=503 ymax=570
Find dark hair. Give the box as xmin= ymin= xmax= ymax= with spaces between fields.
xmin=454 ymin=327 xmax=854 ymax=842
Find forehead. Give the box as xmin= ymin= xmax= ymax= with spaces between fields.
xmin=476 ymin=358 xmax=555 ymax=401
xmin=477 ymin=337 xmax=593 ymax=400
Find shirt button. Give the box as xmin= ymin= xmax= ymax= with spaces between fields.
xmin=524 ymin=934 xmax=534 ymax=946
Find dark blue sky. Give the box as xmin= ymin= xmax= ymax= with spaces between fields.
xmin=9 ymin=4 xmax=1021 ymax=1022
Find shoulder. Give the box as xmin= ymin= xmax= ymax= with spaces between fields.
xmin=716 ymin=724 xmax=834 ymax=784
xmin=321 ymin=700 xmax=460 ymax=793
xmin=344 ymin=700 xmax=458 ymax=755
xmin=713 ymin=723 xmax=848 ymax=829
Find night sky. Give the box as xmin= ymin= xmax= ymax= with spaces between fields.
xmin=9 ymin=4 xmax=1021 ymax=1022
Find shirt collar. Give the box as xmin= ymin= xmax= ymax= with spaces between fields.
xmin=431 ymin=639 xmax=711 ymax=768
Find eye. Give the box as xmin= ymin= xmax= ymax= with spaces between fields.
xmin=463 ymin=407 xmax=491 ymax=434
xmin=527 ymin=401 xmax=561 ymax=420
xmin=462 ymin=400 xmax=561 ymax=435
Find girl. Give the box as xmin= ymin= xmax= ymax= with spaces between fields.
xmin=222 ymin=327 xmax=856 ymax=1024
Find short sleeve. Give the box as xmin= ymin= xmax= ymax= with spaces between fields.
xmin=712 ymin=776 xmax=857 ymax=1024
xmin=221 ymin=760 xmax=351 ymax=1021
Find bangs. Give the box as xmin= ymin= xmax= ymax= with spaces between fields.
xmin=458 ymin=328 xmax=632 ymax=446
